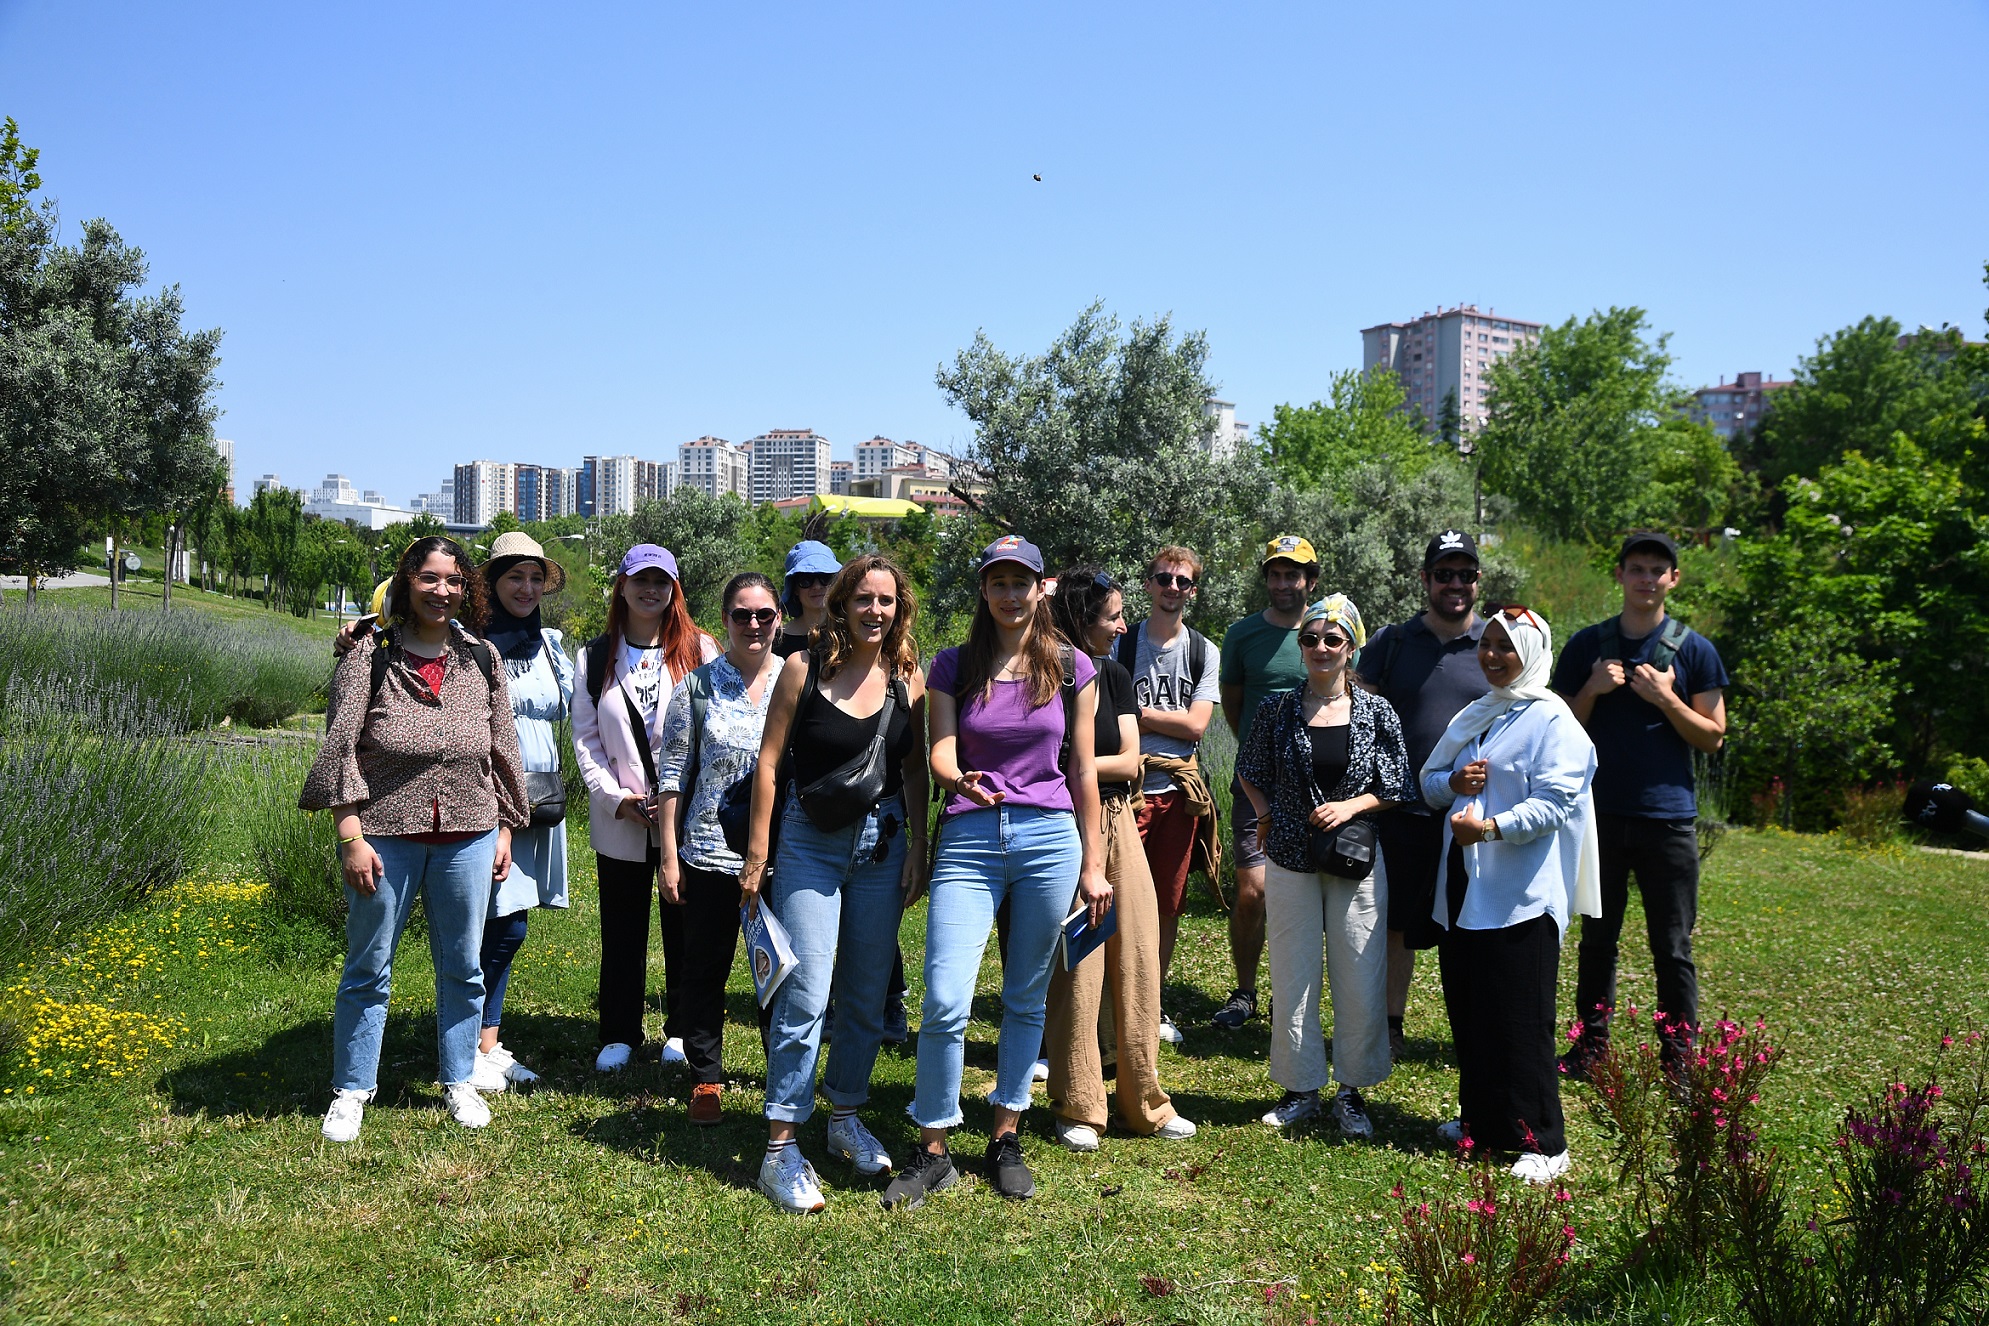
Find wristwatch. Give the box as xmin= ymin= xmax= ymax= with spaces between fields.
xmin=1484 ymin=817 xmax=1502 ymax=842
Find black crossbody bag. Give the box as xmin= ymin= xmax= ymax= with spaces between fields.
xmin=1304 ymin=720 xmax=1377 ymax=880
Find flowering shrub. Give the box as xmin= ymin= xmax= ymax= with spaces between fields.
xmin=1722 ymin=1030 xmax=1989 ymax=1326
xmin=1577 ymin=1010 xmax=1782 ymax=1269
xmin=1388 ymin=1166 xmax=1580 ymax=1326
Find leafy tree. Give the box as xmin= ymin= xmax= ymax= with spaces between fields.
xmin=1635 ymin=417 xmax=1757 ymax=538
xmin=1258 ymin=369 xmax=1439 ymax=494
xmin=1476 ymin=306 xmax=1688 ymax=545
xmin=0 ymin=117 xmax=41 ymax=235
xmin=246 ymin=486 xmax=304 ymax=610
xmin=371 ymin=513 xmax=447 ymax=585
xmin=934 ymin=302 xmax=1267 ymax=632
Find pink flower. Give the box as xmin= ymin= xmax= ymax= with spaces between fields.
xmin=1461 ymin=1253 xmax=1476 ymax=1265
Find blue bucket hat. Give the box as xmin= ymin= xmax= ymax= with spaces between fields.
xmin=782 ymin=540 xmax=842 ymax=612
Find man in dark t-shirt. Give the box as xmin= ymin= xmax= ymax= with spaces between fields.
xmin=1551 ymin=532 xmax=1729 ymax=1072
xmin=1355 ymin=529 xmax=1491 ymax=1061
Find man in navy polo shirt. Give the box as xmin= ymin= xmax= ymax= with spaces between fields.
xmin=1551 ymin=532 xmax=1728 ymax=1073
xmin=1356 ymin=529 xmax=1491 ymax=1061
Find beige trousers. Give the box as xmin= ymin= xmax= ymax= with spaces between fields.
xmin=1046 ymin=795 xmax=1175 ymax=1134
xmin=1264 ymin=853 xmax=1392 ymax=1093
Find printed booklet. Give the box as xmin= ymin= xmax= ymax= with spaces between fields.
xmin=1059 ymin=898 xmax=1117 ymax=970
xmin=741 ymin=902 xmax=799 ymax=1007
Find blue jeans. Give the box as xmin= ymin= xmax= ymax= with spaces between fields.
xmin=480 ymin=909 xmax=529 ymax=1030
xmin=764 ymin=794 xmax=908 ymax=1123
xmin=913 ymin=805 xmax=1080 ymax=1128
xmin=332 ymin=831 xmax=495 ymax=1092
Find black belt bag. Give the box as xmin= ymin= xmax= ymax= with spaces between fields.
xmin=524 ymin=770 xmax=566 ymax=828
xmin=795 ymin=678 xmax=907 ymax=832
xmin=1309 ymin=818 xmax=1376 ymax=879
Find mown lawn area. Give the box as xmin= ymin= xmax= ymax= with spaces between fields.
xmin=30 ymin=580 xmax=343 ymax=641
xmin=1 ymin=828 xmax=1985 ymax=1325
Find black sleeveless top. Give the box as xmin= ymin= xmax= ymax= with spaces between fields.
xmin=1309 ymin=723 xmax=1351 ymax=790
xmin=790 ymin=681 xmax=915 ymax=799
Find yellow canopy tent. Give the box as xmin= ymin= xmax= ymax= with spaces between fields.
xmin=810 ymin=494 xmax=922 ymax=520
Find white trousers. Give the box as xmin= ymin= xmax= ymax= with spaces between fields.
xmin=1264 ymin=854 xmax=1391 ymax=1092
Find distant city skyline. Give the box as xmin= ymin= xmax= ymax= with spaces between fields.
xmin=8 ymin=4 xmax=1983 ymax=503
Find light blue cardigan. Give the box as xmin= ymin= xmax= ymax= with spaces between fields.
xmin=1420 ymin=698 xmax=1597 ymax=937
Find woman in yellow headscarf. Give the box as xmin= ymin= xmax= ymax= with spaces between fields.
xmin=1235 ymin=594 xmax=1415 ymax=1139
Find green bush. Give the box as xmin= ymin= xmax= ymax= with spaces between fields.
xmin=0 ymin=604 xmax=328 ymax=729
xmin=0 ymin=674 xmax=215 ymax=970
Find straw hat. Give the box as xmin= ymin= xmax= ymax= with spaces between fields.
xmin=484 ymin=531 xmax=568 ymax=593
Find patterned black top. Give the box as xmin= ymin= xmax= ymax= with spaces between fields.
xmin=1234 ymin=684 xmax=1416 ymax=875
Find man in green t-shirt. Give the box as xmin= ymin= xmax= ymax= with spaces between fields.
xmin=1212 ymin=535 xmax=1318 ymax=1030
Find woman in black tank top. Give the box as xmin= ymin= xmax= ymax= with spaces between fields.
xmin=740 ymin=554 xmax=931 ymax=1214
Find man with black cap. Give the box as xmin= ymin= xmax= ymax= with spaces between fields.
xmin=1354 ymin=529 xmax=1491 ymax=1061
xmin=1551 ymin=532 xmax=1728 ymax=1075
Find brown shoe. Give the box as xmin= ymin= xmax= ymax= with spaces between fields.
xmin=689 ymin=1081 xmax=723 ymax=1125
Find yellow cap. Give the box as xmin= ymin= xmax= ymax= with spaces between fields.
xmin=1261 ymin=535 xmax=1318 ymax=568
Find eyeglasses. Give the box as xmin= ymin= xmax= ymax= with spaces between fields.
xmin=1298 ymin=632 xmax=1351 ymax=651
xmin=729 ymin=607 xmax=778 ymax=626
xmin=1149 ymin=572 xmax=1197 ymax=590
xmin=1427 ymin=567 xmax=1480 ymax=585
xmin=412 ymin=573 xmax=466 ymax=591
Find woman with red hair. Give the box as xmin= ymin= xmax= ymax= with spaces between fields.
xmin=572 ymin=544 xmax=718 ymax=1072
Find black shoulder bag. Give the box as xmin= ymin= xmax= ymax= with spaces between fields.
xmin=1304 ymin=703 xmax=1377 ymax=880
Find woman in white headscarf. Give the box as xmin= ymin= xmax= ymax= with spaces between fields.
xmin=1419 ymin=605 xmax=1599 ymax=1185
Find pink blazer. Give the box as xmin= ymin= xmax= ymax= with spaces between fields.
xmin=570 ymin=635 xmax=717 ymax=863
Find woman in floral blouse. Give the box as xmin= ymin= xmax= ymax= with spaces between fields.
xmin=655 ymin=572 xmax=784 ymax=1126
xmin=1236 ymin=594 xmax=1414 ymax=1141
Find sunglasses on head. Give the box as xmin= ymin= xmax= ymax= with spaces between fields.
xmin=729 ymin=607 xmax=778 ymax=626
xmin=1427 ymin=567 xmax=1480 ymax=585
xmin=1488 ymin=603 xmax=1543 ymax=630
xmin=1149 ymin=572 xmax=1197 ymax=590
xmin=1083 ymin=570 xmax=1117 ymax=592
xmin=1298 ymin=630 xmax=1351 ymax=650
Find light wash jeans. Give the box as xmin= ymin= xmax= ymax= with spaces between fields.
xmin=764 ymin=794 xmax=908 ymax=1124
xmin=912 ymin=805 xmax=1080 ymax=1128
xmin=332 ymin=830 xmax=495 ymax=1093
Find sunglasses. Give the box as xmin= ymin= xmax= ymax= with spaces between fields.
xmin=1298 ymin=631 xmax=1352 ymax=651
xmin=1427 ymin=567 xmax=1480 ymax=585
xmin=729 ymin=607 xmax=778 ymax=626
xmin=790 ymin=573 xmax=836 ymax=590
xmin=1149 ymin=572 xmax=1197 ymax=590
xmin=871 ymin=813 xmax=901 ymax=863
xmin=1488 ymin=603 xmax=1544 ymax=630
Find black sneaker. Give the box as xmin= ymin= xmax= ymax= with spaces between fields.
xmin=984 ymin=1131 xmax=1035 ymax=1200
xmin=881 ymin=997 xmax=909 ymax=1045
xmin=880 ymin=1147 xmax=957 ymax=1211
xmin=1557 ymin=1038 xmax=1606 ymax=1084
xmin=1210 ymin=988 xmax=1258 ymax=1031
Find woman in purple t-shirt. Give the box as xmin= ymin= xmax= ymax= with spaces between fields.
xmin=881 ymin=536 xmax=1110 ymax=1211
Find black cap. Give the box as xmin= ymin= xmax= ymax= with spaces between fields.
xmin=1617 ymin=531 xmax=1681 ymax=566
xmin=1423 ymin=529 xmax=1479 ymax=569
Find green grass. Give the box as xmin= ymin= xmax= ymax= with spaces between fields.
xmin=25 ymin=580 xmax=342 ymax=640
xmin=1 ymin=830 xmax=1985 ymax=1325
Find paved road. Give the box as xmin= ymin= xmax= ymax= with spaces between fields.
xmin=0 ymin=572 xmax=113 ymax=590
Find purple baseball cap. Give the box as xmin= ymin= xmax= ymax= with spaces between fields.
xmin=620 ymin=544 xmax=680 ymax=580
xmin=979 ymin=533 xmax=1044 ymax=576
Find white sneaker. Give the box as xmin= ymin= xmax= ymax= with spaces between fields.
xmin=1260 ymin=1090 xmax=1321 ymax=1128
xmin=1031 ymin=1058 xmax=1050 ymax=1082
xmin=469 ymin=1051 xmax=509 ymax=1093
xmin=1153 ymin=1114 xmax=1197 ymax=1140
xmin=595 ymin=1042 xmax=633 ymax=1072
xmin=826 ymin=1114 xmax=892 ymax=1175
xmin=321 ymin=1087 xmax=373 ymax=1143
xmin=662 ymin=1037 xmax=688 ymax=1066
xmin=1157 ymin=1014 xmax=1183 ymax=1046
xmin=1331 ymin=1087 xmax=1375 ymax=1140
xmin=445 ymin=1081 xmax=492 ymax=1130
xmin=491 ymin=1043 xmax=539 ymax=1087
xmin=1053 ymin=1118 xmax=1100 ymax=1152
xmin=1435 ymin=1118 xmax=1466 ymax=1146
xmin=1511 ymin=1150 xmax=1572 ymax=1185
xmin=759 ymin=1146 xmax=826 ymax=1213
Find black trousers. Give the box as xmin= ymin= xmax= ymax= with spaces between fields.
xmin=1378 ymin=809 xmax=1445 ymax=951
xmin=1572 ymin=813 xmax=1700 ymax=1049
xmin=1438 ymin=843 xmax=1566 ymax=1156
xmin=596 ymin=846 xmax=683 ymax=1049
xmin=675 ymin=863 xmax=746 ymax=1084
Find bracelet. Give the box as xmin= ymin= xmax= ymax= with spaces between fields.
xmin=338 ymin=834 xmax=364 ymax=845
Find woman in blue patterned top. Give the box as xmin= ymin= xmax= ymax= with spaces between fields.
xmin=656 ymin=572 xmax=784 ymax=1125
xmin=1236 ymin=594 xmax=1415 ymax=1140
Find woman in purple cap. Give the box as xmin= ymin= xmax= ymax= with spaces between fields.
xmin=572 ymin=544 xmax=719 ymax=1073
xmin=881 ymin=534 xmax=1110 ymax=1211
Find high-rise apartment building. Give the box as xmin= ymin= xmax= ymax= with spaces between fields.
xmin=1687 ymin=371 xmax=1791 ymax=440
xmin=582 ymin=455 xmax=673 ymax=518
xmin=830 ymin=461 xmax=853 ymax=496
xmin=454 ymin=461 xmax=516 ymax=527
xmin=747 ymin=429 xmax=833 ymax=505
xmin=512 ymin=465 xmax=581 ymax=522
xmin=252 ymin=474 xmax=284 ymax=495
xmin=1200 ymin=399 xmax=1251 ymax=460
xmin=678 ymin=436 xmax=752 ymax=500
xmin=855 ymin=437 xmax=920 ymax=480
xmin=1361 ymin=305 xmax=1543 ymax=436
xmin=212 ymin=438 xmax=236 ymax=504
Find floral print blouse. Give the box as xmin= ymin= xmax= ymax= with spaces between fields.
xmin=1234 ymin=684 xmax=1416 ymax=876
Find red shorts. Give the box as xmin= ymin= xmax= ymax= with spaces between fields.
xmin=1135 ymin=790 xmax=1200 ymax=920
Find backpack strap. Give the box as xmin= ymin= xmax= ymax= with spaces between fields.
xmin=466 ymin=639 xmax=496 ymax=691
xmin=1649 ymin=617 xmax=1690 ymax=673
xmin=1056 ymin=643 xmax=1078 ymax=775
xmin=1597 ymin=615 xmax=1623 ymax=663
xmin=675 ymin=664 xmax=711 ymax=837
xmin=585 ymin=633 xmax=613 ymax=704
xmin=1188 ymin=629 xmax=1208 ymax=694
xmin=1116 ymin=623 xmax=1140 ymax=674
xmin=1375 ymin=624 xmax=1406 ymax=693
xmin=367 ymin=626 xmax=498 ymax=706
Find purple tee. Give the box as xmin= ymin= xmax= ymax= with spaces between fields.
xmin=928 ymin=646 xmax=1097 ymax=817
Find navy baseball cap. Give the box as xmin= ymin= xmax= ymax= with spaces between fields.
xmin=979 ymin=534 xmax=1045 ymax=575
xmin=1617 ymin=531 xmax=1681 ymax=567
xmin=1423 ymin=529 xmax=1479 ymax=569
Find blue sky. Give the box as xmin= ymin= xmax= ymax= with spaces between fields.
xmin=5 ymin=1 xmax=1986 ymax=504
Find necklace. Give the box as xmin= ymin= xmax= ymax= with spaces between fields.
xmin=1305 ymin=683 xmax=1349 ymax=706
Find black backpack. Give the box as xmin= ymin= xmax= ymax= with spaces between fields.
xmin=1596 ymin=614 xmax=1690 ymax=671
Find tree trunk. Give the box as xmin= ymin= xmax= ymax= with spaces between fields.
xmin=161 ymin=524 xmax=177 ymax=612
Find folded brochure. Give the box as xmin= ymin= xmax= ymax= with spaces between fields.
xmin=1060 ymin=897 xmax=1117 ymax=971
xmin=741 ymin=901 xmax=799 ymax=1007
